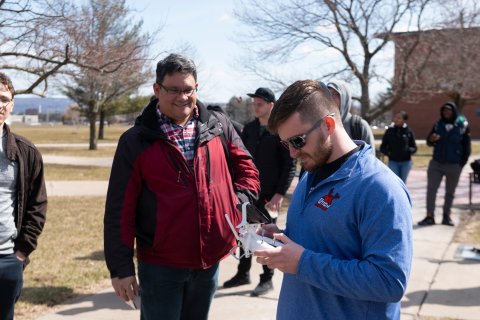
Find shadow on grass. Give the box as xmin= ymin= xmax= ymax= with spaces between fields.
xmin=19 ymin=287 xmax=135 ymax=316
xmin=20 ymin=286 xmax=74 ymax=306
xmin=75 ymin=250 xmax=105 ymax=261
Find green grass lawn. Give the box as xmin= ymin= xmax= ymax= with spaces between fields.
xmin=44 ymin=164 xmax=111 ymax=181
xmin=15 ymin=196 xmax=110 ymax=320
xmin=12 ymin=123 xmax=129 ymax=144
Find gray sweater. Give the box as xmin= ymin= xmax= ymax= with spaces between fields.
xmin=0 ymin=132 xmax=18 ymax=254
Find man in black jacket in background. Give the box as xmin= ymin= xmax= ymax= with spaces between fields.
xmin=223 ymin=87 xmax=296 ymax=296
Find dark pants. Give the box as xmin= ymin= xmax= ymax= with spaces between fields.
xmin=138 ymin=261 xmax=219 ymax=320
xmin=0 ymin=253 xmax=24 ymax=320
xmin=237 ymin=248 xmax=274 ymax=282
xmin=426 ymin=160 xmax=463 ymax=217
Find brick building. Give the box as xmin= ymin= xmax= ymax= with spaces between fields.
xmin=389 ymin=28 xmax=480 ymax=139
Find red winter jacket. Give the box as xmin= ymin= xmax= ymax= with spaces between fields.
xmin=104 ymin=100 xmax=259 ymax=278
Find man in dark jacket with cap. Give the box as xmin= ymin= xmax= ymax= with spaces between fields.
xmin=223 ymin=87 xmax=296 ymax=296
xmin=418 ymin=101 xmax=471 ymax=226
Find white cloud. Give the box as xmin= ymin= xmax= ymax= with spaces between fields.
xmin=219 ymin=13 xmax=236 ymax=23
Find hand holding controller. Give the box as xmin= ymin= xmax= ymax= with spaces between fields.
xmin=225 ymin=203 xmax=283 ymax=259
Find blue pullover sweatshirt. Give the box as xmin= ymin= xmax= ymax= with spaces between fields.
xmin=277 ymin=143 xmax=413 ymax=320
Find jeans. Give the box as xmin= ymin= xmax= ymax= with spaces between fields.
xmin=387 ymin=160 xmax=413 ymax=183
xmin=138 ymin=261 xmax=219 ymax=320
xmin=0 ymin=253 xmax=24 ymax=320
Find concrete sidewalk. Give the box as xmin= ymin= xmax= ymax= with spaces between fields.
xmin=401 ymin=169 xmax=480 ymax=320
xmin=43 ymin=155 xmax=113 ymax=168
xmin=37 ymin=167 xmax=480 ymax=319
xmin=43 ymin=155 xmax=110 ymax=196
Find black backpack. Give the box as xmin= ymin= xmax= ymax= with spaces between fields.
xmin=350 ymin=114 xmax=364 ymax=140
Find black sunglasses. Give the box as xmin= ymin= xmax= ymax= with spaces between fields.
xmin=281 ymin=113 xmax=335 ymax=150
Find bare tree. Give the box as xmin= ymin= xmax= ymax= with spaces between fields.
xmin=434 ymin=0 xmax=479 ymax=28
xmin=0 ymin=0 xmax=74 ymax=95
xmin=234 ymin=0 xmax=433 ymax=121
xmin=0 ymin=0 xmax=146 ymax=97
xmin=102 ymin=95 xmax=151 ymax=124
xmin=62 ymin=0 xmax=154 ymax=150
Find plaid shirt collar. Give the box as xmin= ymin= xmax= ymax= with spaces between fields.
xmin=156 ymin=104 xmax=199 ymax=166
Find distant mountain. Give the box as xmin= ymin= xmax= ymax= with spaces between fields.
xmin=12 ymin=97 xmax=227 ymax=115
xmin=13 ymin=97 xmax=73 ymax=114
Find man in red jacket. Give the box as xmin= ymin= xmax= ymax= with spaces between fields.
xmin=104 ymin=54 xmax=259 ymax=320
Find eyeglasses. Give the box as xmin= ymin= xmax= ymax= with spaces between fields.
xmin=281 ymin=113 xmax=335 ymax=150
xmin=158 ymin=83 xmax=196 ymax=97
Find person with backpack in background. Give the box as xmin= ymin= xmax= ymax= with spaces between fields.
xmin=380 ymin=111 xmax=417 ymax=183
xmin=418 ymin=101 xmax=471 ymax=227
xmin=327 ymin=81 xmax=375 ymax=149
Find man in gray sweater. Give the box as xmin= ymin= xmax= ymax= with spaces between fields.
xmin=0 ymin=72 xmax=47 ymax=320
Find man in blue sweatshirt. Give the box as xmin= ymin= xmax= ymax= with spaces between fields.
xmin=255 ymin=80 xmax=413 ymax=320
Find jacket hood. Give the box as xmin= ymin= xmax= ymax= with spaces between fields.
xmin=440 ymin=101 xmax=458 ymax=123
xmin=327 ymin=80 xmax=352 ymax=123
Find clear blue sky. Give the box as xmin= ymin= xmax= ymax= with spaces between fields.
xmin=126 ymin=0 xmax=260 ymax=103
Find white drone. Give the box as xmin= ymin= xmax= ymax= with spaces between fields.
xmin=225 ymin=202 xmax=283 ymax=259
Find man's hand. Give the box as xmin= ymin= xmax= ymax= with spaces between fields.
xmin=265 ymin=193 xmax=284 ymax=213
xmin=15 ymin=251 xmax=27 ymax=261
xmin=257 ymin=223 xmax=281 ymax=239
xmin=112 ymin=276 xmax=139 ymax=302
xmin=254 ymin=233 xmax=305 ymax=274
xmin=429 ymin=133 xmax=440 ymax=143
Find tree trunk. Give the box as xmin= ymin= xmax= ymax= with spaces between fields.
xmin=88 ymin=102 xmax=98 ymax=150
xmin=360 ymin=83 xmax=371 ymax=120
xmin=453 ymin=94 xmax=464 ymax=113
xmin=89 ymin=115 xmax=97 ymax=150
xmin=98 ymin=109 xmax=105 ymax=140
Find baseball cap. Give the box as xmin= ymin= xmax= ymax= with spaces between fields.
xmin=247 ymin=87 xmax=275 ymax=103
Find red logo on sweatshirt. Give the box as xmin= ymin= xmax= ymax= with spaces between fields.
xmin=315 ymin=188 xmax=340 ymax=211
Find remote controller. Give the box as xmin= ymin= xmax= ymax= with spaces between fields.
xmin=225 ymin=202 xmax=283 ymax=259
